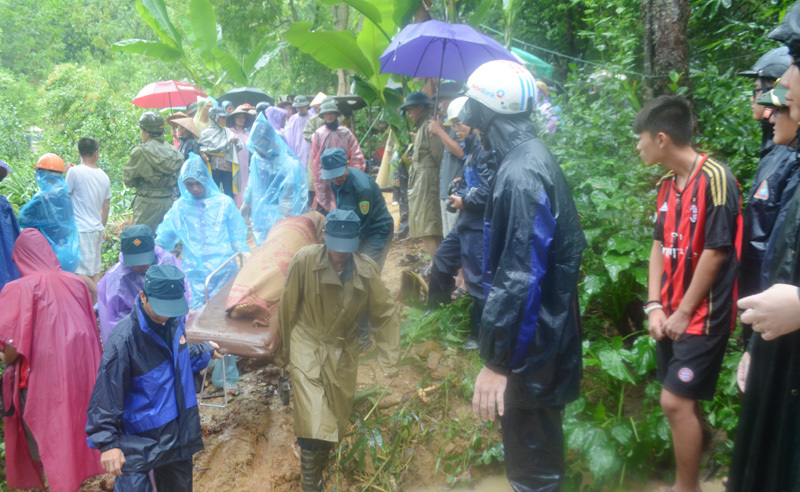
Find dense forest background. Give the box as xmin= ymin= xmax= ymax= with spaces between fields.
xmin=0 ymin=0 xmax=793 ymax=489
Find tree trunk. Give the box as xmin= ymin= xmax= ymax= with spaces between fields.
xmin=333 ymin=3 xmax=350 ymax=95
xmin=641 ymin=0 xmax=690 ymax=99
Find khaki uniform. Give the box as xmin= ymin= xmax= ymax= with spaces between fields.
xmin=124 ymin=139 xmax=184 ymax=232
xmin=277 ymin=244 xmax=399 ymax=442
xmin=408 ymin=117 xmax=444 ymax=238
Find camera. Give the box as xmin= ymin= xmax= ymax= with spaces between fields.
xmin=446 ymin=180 xmax=465 ymax=213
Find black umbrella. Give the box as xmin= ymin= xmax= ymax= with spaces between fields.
xmin=217 ymin=87 xmax=275 ymax=107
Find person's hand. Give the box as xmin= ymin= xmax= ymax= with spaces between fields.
xmin=472 ymin=366 xmax=507 ymax=422
xmin=429 ymin=119 xmax=443 ymax=137
xmin=449 ymin=195 xmax=464 ymax=210
xmin=101 ymin=448 xmax=125 ymax=476
xmin=664 ymin=309 xmax=690 ymax=340
xmin=230 ymin=136 xmax=239 ymax=144
xmin=208 ymin=341 xmax=223 ymax=359
xmin=740 ymin=283 xmax=800 ymax=340
xmin=66 ymin=161 xmax=75 ymax=171
xmin=737 ymin=351 xmax=751 ymax=393
xmin=647 ymin=308 xmax=667 ymax=341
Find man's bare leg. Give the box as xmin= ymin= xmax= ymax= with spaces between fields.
xmin=660 ymin=389 xmax=703 ymax=492
xmin=422 ymin=235 xmax=442 ymax=266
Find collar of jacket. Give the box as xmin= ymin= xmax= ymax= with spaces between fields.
xmin=312 ymin=246 xmax=365 ymax=290
xmin=484 ymin=113 xmax=537 ymax=161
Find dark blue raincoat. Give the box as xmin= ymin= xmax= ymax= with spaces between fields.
xmin=0 ymin=194 xmax=20 ymax=290
xmin=86 ymin=299 xmax=213 ymax=472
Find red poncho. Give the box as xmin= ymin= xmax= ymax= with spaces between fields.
xmin=0 ymin=229 xmax=104 ymax=491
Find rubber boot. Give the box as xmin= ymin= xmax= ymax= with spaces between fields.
xmin=301 ymin=448 xmax=328 ymax=492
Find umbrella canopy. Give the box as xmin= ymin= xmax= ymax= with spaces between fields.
xmin=217 ymin=87 xmax=275 ymax=107
xmin=511 ymin=47 xmax=553 ymax=79
xmin=380 ymin=20 xmax=517 ymax=82
xmin=133 ymin=80 xmax=207 ymax=109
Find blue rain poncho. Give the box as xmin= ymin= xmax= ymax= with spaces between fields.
xmin=18 ymin=169 xmax=81 ymax=272
xmin=155 ymin=154 xmax=249 ymax=309
xmin=243 ymin=112 xmax=308 ymax=246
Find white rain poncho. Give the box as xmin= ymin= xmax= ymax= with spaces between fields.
xmin=156 ymin=153 xmax=249 ymax=309
xmin=243 ymin=112 xmax=308 ymax=246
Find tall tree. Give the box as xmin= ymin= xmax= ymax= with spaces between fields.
xmin=642 ymin=0 xmax=690 ymax=98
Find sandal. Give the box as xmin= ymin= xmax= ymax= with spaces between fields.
xmin=451 ymin=287 xmax=467 ymax=300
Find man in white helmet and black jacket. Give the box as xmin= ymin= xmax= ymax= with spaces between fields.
xmin=462 ymin=60 xmax=586 ymax=491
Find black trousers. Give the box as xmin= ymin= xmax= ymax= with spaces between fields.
xmin=113 ymin=459 xmax=193 ymax=492
xmin=211 ymin=168 xmax=234 ymax=199
xmin=501 ymin=406 xmax=566 ymax=492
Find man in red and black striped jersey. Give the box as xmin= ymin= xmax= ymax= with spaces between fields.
xmin=634 ymin=96 xmax=742 ymax=492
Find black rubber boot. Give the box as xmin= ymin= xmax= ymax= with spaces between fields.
xmin=300 ymin=448 xmax=329 ymax=492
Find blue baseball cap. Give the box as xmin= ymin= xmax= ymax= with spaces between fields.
xmin=321 ymin=147 xmax=348 ymax=180
xmin=325 ymin=209 xmax=361 ymax=253
xmin=121 ymin=224 xmax=157 ymax=267
xmin=143 ymin=264 xmax=189 ymax=317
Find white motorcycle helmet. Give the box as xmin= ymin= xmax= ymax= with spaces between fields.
xmin=444 ymin=96 xmax=469 ymax=126
xmin=465 ymin=60 xmax=538 ymax=114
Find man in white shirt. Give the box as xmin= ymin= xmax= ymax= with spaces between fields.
xmin=67 ymin=137 xmax=111 ymax=283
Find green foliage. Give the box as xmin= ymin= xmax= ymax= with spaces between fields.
xmin=38 ymin=64 xmax=142 ymax=184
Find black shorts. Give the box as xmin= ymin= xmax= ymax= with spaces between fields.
xmin=656 ymin=333 xmax=730 ymax=401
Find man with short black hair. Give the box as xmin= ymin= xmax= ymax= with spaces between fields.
xmin=67 ymin=137 xmax=111 ymax=283
xmin=634 ymin=95 xmax=741 ymax=492
xmin=87 ymin=264 xmax=220 ymax=492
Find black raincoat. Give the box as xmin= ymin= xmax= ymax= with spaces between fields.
xmin=475 ymin=110 xmax=586 ymax=408
xmin=86 ymin=301 xmax=214 ymax=474
xmin=728 ymin=173 xmax=800 ymax=492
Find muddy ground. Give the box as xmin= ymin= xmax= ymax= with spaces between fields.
xmin=77 ymin=194 xmax=725 ymax=492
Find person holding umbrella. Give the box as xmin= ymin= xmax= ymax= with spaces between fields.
xmin=285 ymin=95 xmax=313 ymax=171
xmin=124 ymin=112 xmax=185 ymax=233
xmin=402 ymin=91 xmax=444 ymax=268
xmin=199 ymin=106 xmax=242 ymax=199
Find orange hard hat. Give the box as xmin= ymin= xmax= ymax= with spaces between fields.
xmin=35 ymin=153 xmax=66 ymax=173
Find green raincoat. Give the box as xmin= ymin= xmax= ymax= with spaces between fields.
xmin=277 ymin=244 xmax=399 ymax=443
xmin=124 ymin=138 xmax=184 ymax=232
xmin=408 ymin=116 xmax=444 ymax=238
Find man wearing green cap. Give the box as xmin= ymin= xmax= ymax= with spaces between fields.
xmin=97 ymin=224 xmax=189 ymax=345
xmin=87 ymin=264 xmax=220 ymax=492
xmin=402 ymin=90 xmax=444 ymax=267
xmin=277 ymin=209 xmax=399 ymax=491
xmin=124 ymin=111 xmax=185 ymax=233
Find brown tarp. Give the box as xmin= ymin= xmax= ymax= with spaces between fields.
xmin=185 ymin=212 xmax=325 ymax=357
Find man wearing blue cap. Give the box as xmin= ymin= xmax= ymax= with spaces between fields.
xmin=277 ymin=209 xmax=399 ymax=491
xmin=97 ymin=224 xmax=189 ymax=345
xmin=87 ymin=264 xmax=220 ymax=492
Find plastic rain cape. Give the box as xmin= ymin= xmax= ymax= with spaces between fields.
xmin=155 ymin=154 xmax=249 ymax=309
xmin=17 ymin=169 xmax=81 ymax=272
xmin=244 ymin=112 xmax=308 ymax=246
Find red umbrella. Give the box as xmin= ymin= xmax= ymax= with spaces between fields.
xmin=132 ymin=80 xmax=207 ymax=109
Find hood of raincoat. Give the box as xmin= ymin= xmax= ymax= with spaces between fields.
xmin=179 ymin=153 xmax=222 ymax=199
xmin=266 ymin=106 xmax=287 ymax=132
xmin=18 ymin=169 xmax=81 ymax=272
xmin=198 ymin=109 xmax=231 ymax=155
xmin=13 ymin=228 xmax=60 ymax=276
xmin=460 ymin=98 xmax=535 ymax=160
xmin=244 ymin=113 xmax=308 ymax=244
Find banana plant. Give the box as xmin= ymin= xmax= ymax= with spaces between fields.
xmin=113 ymin=0 xmax=284 ymax=90
xmin=282 ymin=0 xmax=419 ymax=143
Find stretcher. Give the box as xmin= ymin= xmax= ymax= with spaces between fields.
xmin=185 ymin=252 xmax=290 ymax=408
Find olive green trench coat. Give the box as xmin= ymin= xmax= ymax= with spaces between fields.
xmin=124 ymin=138 xmax=184 ymax=232
xmin=277 ymin=244 xmax=399 ymax=443
xmin=408 ymin=116 xmax=444 ymax=238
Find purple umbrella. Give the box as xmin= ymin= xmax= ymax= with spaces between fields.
xmin=379 ymin=20 xmax=517 ymax=82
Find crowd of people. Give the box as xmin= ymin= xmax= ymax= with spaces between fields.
xmin=3 ymin=6 xmax=800 ymax=492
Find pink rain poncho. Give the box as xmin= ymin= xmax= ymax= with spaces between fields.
xmin=96 ymin=246 xmax=191 ymax=345
xmin=284 ymin=111 xmax=312 ymax=168
xmin=0 ymin=229 xmax=104 ymax=491
xmin=309 ymin=124 xmax=366 ymax=212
